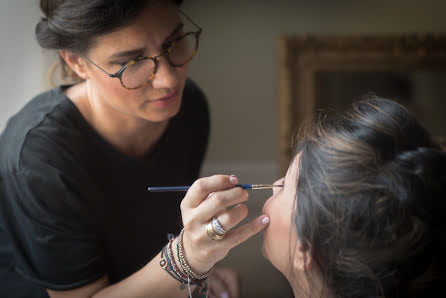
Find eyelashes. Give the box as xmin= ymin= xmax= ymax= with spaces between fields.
xmin=275 ymin=178 xmax=285 ymax=189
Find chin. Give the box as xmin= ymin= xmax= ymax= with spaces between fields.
xmin=142 ymin=102 xmax=182 ymax=123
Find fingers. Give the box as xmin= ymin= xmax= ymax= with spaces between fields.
xmin=197 ymin=188 xmax=249 ymax=221
xmin=182 ymin=175 xmax=239 ymax=209
xmin=208 ymin=271 xmax=230 ymax=298
xmin=178 ymin=175 xmax=270 ymax=275
xmin=224 ymin=215 xmax=270 ymax=247
xmin=215 ymin=204 xmax=248 ymax=232
xmin=213 ymin=268 xmax=241 ymax=298
xmin=208 ymin=267 xmax=240 ymax=298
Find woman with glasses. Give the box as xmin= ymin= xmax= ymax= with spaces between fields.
xmin=262 ymin=97 xmax=446 ymax=297
xmin=0 ymin=1 xmax=270 ymax=297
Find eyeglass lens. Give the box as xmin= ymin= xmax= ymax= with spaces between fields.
xmin=121 ymin=33 xmax=198 ymax=89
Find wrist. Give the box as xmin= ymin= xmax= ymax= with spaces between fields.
xmin=178 ymin=228 xmax=214 ymax=279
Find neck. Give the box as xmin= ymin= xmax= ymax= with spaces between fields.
xmin=66 ymin=82 xmax=169 ymax=158
xmin=289 ymin=275 xmax=310 ymax=298
xmin=287 ymin=269 xmax=330 ymax=298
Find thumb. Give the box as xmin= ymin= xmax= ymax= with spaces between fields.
xmin=225 ymin=215 xmax=270 ymax=247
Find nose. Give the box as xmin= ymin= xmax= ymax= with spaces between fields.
xmin=151 ymin=57 xmax=180 ymax=89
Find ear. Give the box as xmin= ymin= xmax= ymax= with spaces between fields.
xmin=293 ymin=242 xmax=312 ymax=272
xmin=59 ymin=50 xmax=90 ymax=80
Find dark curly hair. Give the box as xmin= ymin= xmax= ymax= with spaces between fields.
xmin=35 ymin=0 xmax=183 ymax=83
xmin=293 ymin=97 xmax=446 ymax=297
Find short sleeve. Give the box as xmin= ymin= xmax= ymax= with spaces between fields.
xmin=0 ymin=160 xmax=106 ymax=290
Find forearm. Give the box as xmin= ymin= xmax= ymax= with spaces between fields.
xmin=93 ymin=251 xmax=196 ymax=298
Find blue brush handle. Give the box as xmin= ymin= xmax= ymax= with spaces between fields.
xmin=147 ymin=184 xmax=253 ymax=192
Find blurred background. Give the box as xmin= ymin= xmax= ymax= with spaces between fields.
xmin=1 ymin=1 xmax=446 ymax=297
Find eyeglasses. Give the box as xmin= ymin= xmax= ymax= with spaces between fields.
xmin=82 ymin=10 xmax=202 ymax=90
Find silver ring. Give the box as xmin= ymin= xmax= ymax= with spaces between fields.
xmin=211 ymin=217 xmax=227 ymax=236
xmin=207 ymin=221 xmax=224 ymax=241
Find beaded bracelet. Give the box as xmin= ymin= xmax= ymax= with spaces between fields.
xmin=177 ymin=228 xmax=214 ymax=280
xmin=160 ymin=245 xmax=187 ymax=289
xmin=160 ymin=234 xmax=210 ymax=298
xmin=160 ymin=235 xmax=205 ymax=284
xmin=167 ymin=235 xmax=190 ymax=282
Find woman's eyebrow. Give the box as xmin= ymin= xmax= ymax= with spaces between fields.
xmin=109 ymin=48 xmax=145 ymax=60
xmin=108 ymin=23 xmax=184 ymax=61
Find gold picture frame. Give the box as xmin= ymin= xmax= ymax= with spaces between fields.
xmin=279 ymin=34 xmax=446 ymax=174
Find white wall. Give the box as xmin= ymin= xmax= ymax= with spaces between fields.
xmin=0 ymin=1 xmax=52 ymax=131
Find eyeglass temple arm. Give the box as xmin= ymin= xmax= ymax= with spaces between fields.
xmin=179 ymin=9 xmax=202 ymax=33
xmin=80 ymin=54 xmax=117 ymax=77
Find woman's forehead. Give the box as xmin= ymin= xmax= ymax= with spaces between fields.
xmin=286 ymin=152 xmax=301 ymax=182
xmin=88 ymin=3 xmax=180 ymax=58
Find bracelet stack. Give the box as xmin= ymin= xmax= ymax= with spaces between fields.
xmin=160 ymin=232 xmax=211 ymax=297
xmin=177 ymin=228 xmax=214 ymax=280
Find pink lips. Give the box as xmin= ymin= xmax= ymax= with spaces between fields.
xmin=149 ymin=89 xmax=179 ymax=108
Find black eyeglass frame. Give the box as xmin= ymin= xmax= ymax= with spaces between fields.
xmin=82 ymin=10 xmax=202 ymax=90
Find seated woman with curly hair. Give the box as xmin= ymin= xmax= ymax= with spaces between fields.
xmin=262 ymin=97 xmax=446 ymax=297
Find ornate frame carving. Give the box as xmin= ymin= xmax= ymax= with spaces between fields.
xmin=279 ymin=34 xmax=446 ymax=174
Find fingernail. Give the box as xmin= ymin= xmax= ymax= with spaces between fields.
xmin=261 ymin=216 xmax=270 ymax=224
xmin=220 ymin=292 xmax=229 ymax=298
xmin=229 ymin=175 xmax=238 ymax=185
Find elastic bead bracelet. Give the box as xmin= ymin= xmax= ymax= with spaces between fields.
xmin=160 ymin=235 xmax=204 ymax=284
xmin=177 ymin=228 xmax=214 ymax=280
xmin=160 ymin=233 xmax=210 ymax=298
xmin=167 ymin=235 xmax=190 ymax=282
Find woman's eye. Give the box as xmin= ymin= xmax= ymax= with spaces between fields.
xmin=279 ymin=178 xmax=285 ymax=186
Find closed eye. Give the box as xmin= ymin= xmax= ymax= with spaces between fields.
xmin=275 ymin=178 xmax=285 ymax=190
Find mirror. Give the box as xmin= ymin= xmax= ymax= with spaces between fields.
xmin=279 ymin=35 xmax=446 ymax=174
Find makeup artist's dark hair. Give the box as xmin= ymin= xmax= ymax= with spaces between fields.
xmin=292 ymin=96 xmax=446 ymax=297
xmin=35 ymin=0 xmax=183 ymax=83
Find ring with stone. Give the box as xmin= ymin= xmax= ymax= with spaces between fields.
xmin=211 ymin=217 xmax=227 ymax=236
xmin=206 ymin=221 xmax=225 ymax=241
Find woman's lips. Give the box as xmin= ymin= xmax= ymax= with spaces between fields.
xmin=149 ymin=89 xmax=179 ymax=108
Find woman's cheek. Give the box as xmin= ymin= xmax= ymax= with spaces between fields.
xmin=262 ymin=196 xmax=274 ymax=215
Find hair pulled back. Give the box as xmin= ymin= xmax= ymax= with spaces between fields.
xmin=294 ymin=97 xmax=446 ymax=297
xmin=35 ymin=0 xmax=183 ymax=83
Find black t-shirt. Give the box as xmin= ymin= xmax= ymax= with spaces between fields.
xmin=0 ymin=79 xmax=209 ymax=297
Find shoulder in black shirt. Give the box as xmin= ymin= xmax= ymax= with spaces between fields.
xmin=0 ymin=79 xmax=209 ymax=297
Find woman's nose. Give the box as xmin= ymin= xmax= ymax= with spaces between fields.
xmin=151 ymin=58 xmax=179 ymax=89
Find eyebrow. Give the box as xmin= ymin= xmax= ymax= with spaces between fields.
xmin=108 ymin=23 xmax=184 ymax=61
xmin=108 ymin=48 xmax=146 ymax=60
